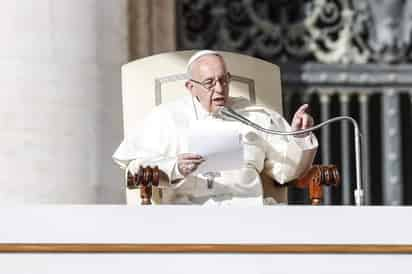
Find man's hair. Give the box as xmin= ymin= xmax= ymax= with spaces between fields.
xmin=186 ymin=50 xmax=222 ymax=77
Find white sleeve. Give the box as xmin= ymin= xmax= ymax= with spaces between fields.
xmin=260 ymin=110 xmax=318 ymax=184
xmin=112 ymin=109 xmax=182 ymax=188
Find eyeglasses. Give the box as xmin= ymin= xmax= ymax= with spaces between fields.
xmin=190 ymin=72 xmax=231 ymax=91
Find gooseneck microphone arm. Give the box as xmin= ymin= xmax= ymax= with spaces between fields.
xmin=220 ymin=107 xmax=364 ymax=206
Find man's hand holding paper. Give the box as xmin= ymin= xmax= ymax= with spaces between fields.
xmin=177 ymin=153 xmax=205 ymax=176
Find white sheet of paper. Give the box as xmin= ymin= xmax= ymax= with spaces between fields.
xmin=188 ymin=120 xmax=243 ymax=174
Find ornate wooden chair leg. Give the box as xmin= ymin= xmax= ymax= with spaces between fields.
xmin=140 ymin=185 xmax=152 ymax=205
xmin=309 ymin=180 xmax=323 ymax=205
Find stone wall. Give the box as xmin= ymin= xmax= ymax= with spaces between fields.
xmin=0 ymin=0 xmax=129 ymax=203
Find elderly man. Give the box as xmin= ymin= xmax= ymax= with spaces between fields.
xmin=113 ymin=50 xmax=317 ymax=205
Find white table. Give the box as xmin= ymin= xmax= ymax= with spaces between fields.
xmin=0 ymin=206 xmax=411 ymax=273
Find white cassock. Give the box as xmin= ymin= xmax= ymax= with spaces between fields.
xmin=113 ymin=96 xmax=318 ymax=206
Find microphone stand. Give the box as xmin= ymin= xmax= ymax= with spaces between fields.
xmin=220 ymin=107 xmax=364 ymax=206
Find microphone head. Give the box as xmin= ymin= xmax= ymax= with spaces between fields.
xmin=216 ymin=106 xmax=230 ymax=116
xmin=216 ymin=106 xmax=227 ymax=114
xmin=217 ymin=106 xmax=238 ymax=121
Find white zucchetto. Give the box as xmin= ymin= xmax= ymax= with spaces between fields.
xmin=186 ymin=50 xmax=221 ymax=72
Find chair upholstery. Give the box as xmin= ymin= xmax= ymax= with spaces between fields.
xmin=121 ymin=50 xmax=285 ymax=205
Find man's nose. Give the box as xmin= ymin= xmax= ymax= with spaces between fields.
xmin=213 ymin=80 xmax=224 ymax=93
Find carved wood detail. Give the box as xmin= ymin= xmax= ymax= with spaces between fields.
xmin=294 ymin=165 xmax=340 ymax=205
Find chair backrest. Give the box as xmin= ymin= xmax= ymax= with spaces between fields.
xmin=121 ymin=50 xmax=282 ymax=136
xmin=121 ymin=50 xmax=283 ymax=205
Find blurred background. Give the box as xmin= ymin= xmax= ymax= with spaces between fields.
xmin=1 ymin=0 xmax=411 ymax=205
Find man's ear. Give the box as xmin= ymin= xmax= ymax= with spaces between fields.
xmin=185 ymin=80 xmax=196 ymax=96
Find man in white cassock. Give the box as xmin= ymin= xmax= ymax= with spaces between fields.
xmin=113 ymin=50 xmax=318 ymax=205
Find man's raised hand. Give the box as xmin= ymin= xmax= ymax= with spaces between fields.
xmin=291 ymin=104 xmax=314 ymax=131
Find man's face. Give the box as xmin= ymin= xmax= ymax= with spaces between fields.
xmin=186 ymin=55 xmax=230 ymax=113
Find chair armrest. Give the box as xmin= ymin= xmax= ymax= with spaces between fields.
xmin=127 ymin=166 xmax=160 ymax=205
xmin=293 ymin=165 xmax=340 ymax=205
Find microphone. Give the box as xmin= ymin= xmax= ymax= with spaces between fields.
xmin=219 ymin=106 xmax=364 ymax=206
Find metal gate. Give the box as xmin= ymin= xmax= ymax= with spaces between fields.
xmin=176 ymin=0 xmax=412 ymax=205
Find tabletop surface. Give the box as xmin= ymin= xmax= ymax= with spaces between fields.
xmin=0 ymin=205 xmax=410 ymax=244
